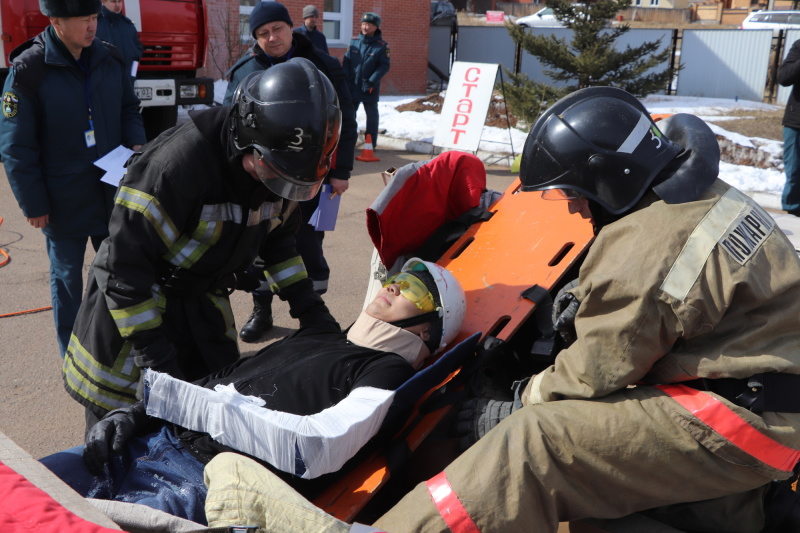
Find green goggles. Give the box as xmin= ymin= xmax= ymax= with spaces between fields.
xmin=382 ymin=272 xmax=436 ymax=313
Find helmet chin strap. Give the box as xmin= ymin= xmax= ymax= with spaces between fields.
xmin=388 ymin=310 xmax=440 ymax=329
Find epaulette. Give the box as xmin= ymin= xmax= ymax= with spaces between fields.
xmin=99 ymin=39 xmax=124 ymax=64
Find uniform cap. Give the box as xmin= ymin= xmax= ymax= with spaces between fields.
xmin=40 ymin=0 xmax=101 ymax=17
xmin=361 ymin=12 xmax=381 ymax=27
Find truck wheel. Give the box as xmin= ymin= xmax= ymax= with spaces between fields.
xmin=141 ymin=106 xmax=179 ymax=141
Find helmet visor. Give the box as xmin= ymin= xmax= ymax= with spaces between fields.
xmin=383 ymin=272 xmax=436 ymax=313
xmin=252 ymin=146 xmax=325 ymax=202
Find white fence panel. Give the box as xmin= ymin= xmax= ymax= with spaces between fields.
xmin=676 ymin=29 xmax=772 ymax=101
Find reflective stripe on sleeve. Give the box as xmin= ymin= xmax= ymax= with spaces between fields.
xmin=265 ymin=256 xmax=308 ymax=292
xmin=115 ymin=186 xmax=179 ymax=249
xmin=108 ymin=298 xmax=162 ymax=337
xmin=426 ymin=471 xmax=481 ymax=533
xmin=657 ymin=384 xmax=800 ymax=472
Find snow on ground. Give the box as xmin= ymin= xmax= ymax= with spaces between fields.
xmin=194 ymin=85 xmax=788 ymax=208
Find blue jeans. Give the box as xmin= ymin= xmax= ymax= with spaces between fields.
xmin=45 ymin=234 xmax=105 ymax=356
xmin=783 ymin=126 xmax=800 ymax=213
xmin=40 ymin=426 xmax=208 ymax=524
xmin=353 ymin=99 xmax=380 ymax=147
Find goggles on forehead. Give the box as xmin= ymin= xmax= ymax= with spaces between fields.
xmin=382 ymin=272 xmax=436 ymax=313
xmin=541 ymin=188 xmax=584 ymax=201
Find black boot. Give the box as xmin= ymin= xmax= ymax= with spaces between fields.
xmin=239 ymin=292 xmax=274 ymax=343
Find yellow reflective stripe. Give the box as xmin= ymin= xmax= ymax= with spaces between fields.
xmin=116 ymin=186 xmax=180 ymax=249
xmin=265 ymin=256 xmax=307 ymax=292
xmin=248 ymin=200 xmax=282 ymax=226
xmin=201 ymin=203 xmax=243 ymax=222
xmin=109 ymin=298 xmax=162 ymax=337
xmin=208 ymin=293 xmax=238 ymax=343
xmin=166 ymin=220 xmax=224 ymax=268
xmin=660 ymin=187 xmax=771 ymax=302
xmin=63 ymin=335 xmax=139 ymax=411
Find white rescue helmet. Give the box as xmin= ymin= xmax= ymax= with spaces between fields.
xmin=401 ymin=258 xmax=466 ymax=353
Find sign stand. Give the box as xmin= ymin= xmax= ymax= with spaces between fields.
xmin=432 ymin=61 xmax=516 ymax=166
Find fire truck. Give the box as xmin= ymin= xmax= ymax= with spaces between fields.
xmin=0 ymin=0 xmax=214 ymax=139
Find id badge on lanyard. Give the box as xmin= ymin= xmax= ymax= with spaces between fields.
xmin=83 ymin=65 xmax=96 ymax=147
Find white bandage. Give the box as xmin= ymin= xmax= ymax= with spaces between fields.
xmin=144 ymin=369 xmax=395 ymax=479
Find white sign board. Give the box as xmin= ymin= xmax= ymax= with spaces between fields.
xmin=433 ymin=62 xmax=499 ymax=152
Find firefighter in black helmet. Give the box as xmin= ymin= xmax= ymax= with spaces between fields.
xmin=375 ymin=86 xmax=800 ymax=532
xmin=64 ymin=57 xmax=343 ymax=432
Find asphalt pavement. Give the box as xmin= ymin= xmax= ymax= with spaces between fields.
xmin=0 ymin=148 xmax=516 ymax=460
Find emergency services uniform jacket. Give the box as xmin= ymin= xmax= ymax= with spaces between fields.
xmin=524 ymin=164 xmax=800 ymax=467
xmin=222 ymin=33 xmax=356 ymax=183
xmin=0 ymin=27 xmax=145 ymax=239
xmin=64 ymin=106 xmax=329 ymax=417
xmin=96 ymin=5 xmax=143 ymax=81
xmin=779 ymin=38 xmax=800 ymax=130
xmin=293 ymin=25 xmax=329 ymax=54
xmin=342 ymin=29 xmax=390 ymax=104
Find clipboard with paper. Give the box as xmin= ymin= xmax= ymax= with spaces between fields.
xmin=309 ymin=184 xmax=341 ymax=231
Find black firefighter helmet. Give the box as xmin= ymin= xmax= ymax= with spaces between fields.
xmin=231 ymin=57 xmax=342 ymax=201
xmin=520 ymin=86 xmax=683 ymax=215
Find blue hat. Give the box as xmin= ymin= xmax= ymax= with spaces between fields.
xmin=250 ymin=1 xmax=293 ymax=38
xmin=40 ymin=0 xmax=101 ymax=17
xmin=361 ymin=12 xmax=381 ymax=28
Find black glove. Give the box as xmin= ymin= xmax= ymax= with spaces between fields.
xmin=552 ymin=279 xmax=580 ymax=346
xmin=361 ymin=80 xmax=374 ymax=94
xmin=453 ymin=378 xmax=528 ymax=451
xmin=84 ymin=402 xmax=150 ymax=475
xmin=132 ymin=338 xmax=185 ymax=380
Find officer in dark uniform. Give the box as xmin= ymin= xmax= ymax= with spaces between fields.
xmin=343 ymin=11 xmax=391 ymax=148
xmin=0 ymin=0 xmax=146 ymax=357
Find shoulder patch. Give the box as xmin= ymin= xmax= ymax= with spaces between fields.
xmin=718 ymin=198 xmax=775 ymax=265
xmin=2 ymin=92 xmax=19 ymax=118
xmin=660 ymin=187 xmax=775 ymax=302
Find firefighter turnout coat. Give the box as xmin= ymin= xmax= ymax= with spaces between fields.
xmin=64 ymin=106 xmax=327 ymax=417
xmin=375 ymin=125 xmax=800 ymax=532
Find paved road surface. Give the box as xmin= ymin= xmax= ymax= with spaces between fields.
xmin=0 ymin=149 xmax=516 ymax=460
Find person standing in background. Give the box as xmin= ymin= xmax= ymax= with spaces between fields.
xmin=96 ymin=0 xmax=143 ymax=84
xmin=778 ymin=38 xmax=800 ymax=217
xmin=295 ymin=5 xmax=328 ymax=54
xmin=343 ymin=12 xmax=390 ymax=149
xmin=0 ymin=0 xmax=146 ymax=357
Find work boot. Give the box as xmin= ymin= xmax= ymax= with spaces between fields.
xmin=239 ymin=292 xmax=274 ymax=343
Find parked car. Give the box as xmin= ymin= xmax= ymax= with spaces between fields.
xmin=431 ymin=1 xmax=457 ymax=26
xmin=740 ymin=10 xmax=800 ymax=31
xmin=515 ymin=6 xmax=565 ymax=28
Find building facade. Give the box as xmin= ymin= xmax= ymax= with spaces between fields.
xmin=201 ymin=0 xmax=430 ymax=96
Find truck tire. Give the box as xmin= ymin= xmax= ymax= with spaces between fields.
xmin=141 ymin=105 xmax=179 ymax=141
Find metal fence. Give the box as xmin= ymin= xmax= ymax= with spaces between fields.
xmin=429 ymin=25 xmax=800 ymax=105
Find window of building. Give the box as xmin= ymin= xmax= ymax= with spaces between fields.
xmin=238 ymin=0 xmax=352 ymax=47
xmin=239 ymin=0 xmax=257 ymax=45
xmin=323 ymin=0 xmax=353 ymax=47
xmin=649 ymin=0 xmax=659 ymax=6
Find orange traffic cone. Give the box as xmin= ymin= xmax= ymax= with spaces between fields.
xmin=356 ymin=134 xmax=380 ymax=162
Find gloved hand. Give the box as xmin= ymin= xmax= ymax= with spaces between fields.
xmin=132 ymin=339 xmax=186 ymax=380
xmin=452 ymin=377 xmax=529 ymax=451
xmin=454 ymin=398 xmax=521 ymax=451
xmin=83 ymin=402 xmax=149 ymax=475
xmin=552 ymin=279 xmax=580 ymax=346
xmin=361 ymin=80 xmax=374 ymax=94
